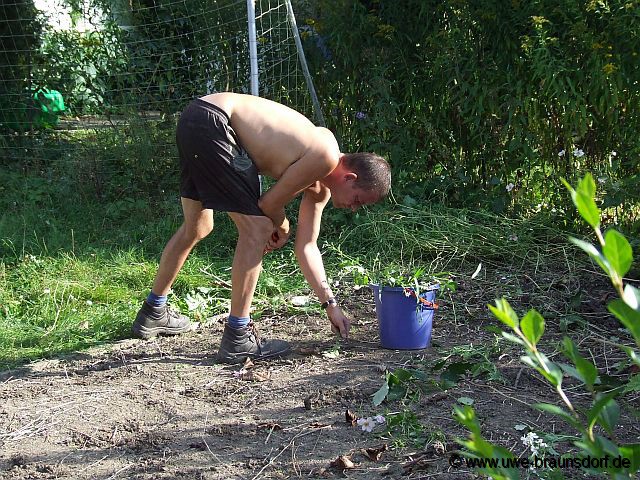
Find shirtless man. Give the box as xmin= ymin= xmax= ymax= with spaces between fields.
xmin=132 ymin=93 xmax=391 ymax=364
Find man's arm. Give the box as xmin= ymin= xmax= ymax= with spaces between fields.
xmin=294 ymin=182 xmax=351 ymax=338
xmin=259 ymin=155 xmax=334 ymax=223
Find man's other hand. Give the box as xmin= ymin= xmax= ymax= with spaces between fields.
xmin=327 ymin=305 xmax=350 ymax=339
xmin=265 ymin=217 xmax=290 ymax=253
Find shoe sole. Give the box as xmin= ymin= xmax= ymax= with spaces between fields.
xmin=132 ymin=323 xmax=192 ymax=340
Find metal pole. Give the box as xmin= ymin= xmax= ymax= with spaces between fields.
xmin=247 ymin=0 xmax=259 ymax=96
xmin=285 ymin=0 xmax=325 ymax=126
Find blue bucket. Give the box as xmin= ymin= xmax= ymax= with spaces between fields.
xmin=371 ymin=284 xmax=438 ymax=350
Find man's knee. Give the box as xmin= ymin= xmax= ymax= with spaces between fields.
xmin=236 ymin=218 xmax=272 ymax=249
xmin=182 ymin=220 xmax=213 ymax=244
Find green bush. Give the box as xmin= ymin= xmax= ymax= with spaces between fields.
xmin=303 ymin=0 xmax=640 ymax=217
xmin=455 ymin=173 xmax=639 ymax=479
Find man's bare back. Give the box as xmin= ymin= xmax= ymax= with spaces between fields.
xmin=201 ymin=93 xmax=340 ymax=179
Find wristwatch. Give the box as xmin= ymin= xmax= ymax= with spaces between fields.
xmin=321 ymin=297 xmax=337 ymax=309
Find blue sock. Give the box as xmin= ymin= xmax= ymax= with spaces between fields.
xmin=227 ymin=315 xmax=250 ymax=329
xmin=146 ymin=291 xmax=167 ymax=307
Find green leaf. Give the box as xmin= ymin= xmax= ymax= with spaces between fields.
xmin=619 ymin=444 xmax=640 ymax=472
xmin=597 ymin=397 xmax=620 ymax=436
xmin=372 ymin=381 xmax=389 ymax=406
xmin=622 ymin=346 xmax=640 ymax=368
xmin=587 ymin=393 xmax=619 ymax=433
xmin=489 ymin=298 xmax=519 ymax=330
xmin=561 ymin=337 xmax=598 ymax=390
xmin=569 ymin=237 xmax=613 ymax=277
xmin=453 ymin=404 xmax=481 ymax=435
xmin=602 ymin=229 xmax=633 ymax=278
xmin=623 ymin=284 xmax=640 ymax=310
xmin=440 ymin=362 xmax=474 ymax=388
xmin=608 ymin=299 xmax=640 ymax=347
xmin=563 ymin=175 xmax=600 ymax=228
xmin=458 ymin=396 xmax=474 ymax=405
xmin=521 ymin=309 xmax=545 ymax=346
xmin=501 ymin=331 xmax=526 ymax=346
xmin=520 ymin=354 xmax=563 ymax=387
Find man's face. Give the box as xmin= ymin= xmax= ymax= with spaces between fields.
xmin=330 ymin=181 xmax=379 ymax=212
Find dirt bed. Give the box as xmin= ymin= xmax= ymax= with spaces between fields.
xmin=0 ymin=284 xmax=635 ymax=479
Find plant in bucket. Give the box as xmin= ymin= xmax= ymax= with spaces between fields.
xmin=370 ymin=267 xmax=439 ymax=350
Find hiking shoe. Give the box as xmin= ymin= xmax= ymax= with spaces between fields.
xmin=132 ymin=301 xmax=192 ymax=339
xmin=216 ymin=322 xmax=290 ymax=364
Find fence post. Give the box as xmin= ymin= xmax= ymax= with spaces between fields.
xmin=246 ymin=0 xmax=259 ymax=96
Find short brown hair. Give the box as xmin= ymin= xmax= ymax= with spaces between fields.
xmin=341 ymin=152 xmax=391 ymax=199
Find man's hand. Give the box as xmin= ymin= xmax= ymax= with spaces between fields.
xmin=327 ymin=305 xmax=350 ymax=338
xmin=265 ymin=217 xmax=290 ymax=253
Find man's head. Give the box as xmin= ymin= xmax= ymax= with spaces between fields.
xmin=327 ymin=152 xmax=391 ymax=211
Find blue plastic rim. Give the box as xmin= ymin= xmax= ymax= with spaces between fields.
xmin=371 ymin=284 xmax=439 ymax=350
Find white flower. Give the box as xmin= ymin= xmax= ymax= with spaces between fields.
xmin=521 ymin=432 xmax=538 ymax=447
xmin=374 ymin=415 xmax=386 ymax=424
xmin=558 ymin=149 xmax=565 ymax=157
xmin=506 ymin=183 xmax=515 ymax=192
xmin=611 ymin=151 xmax=617 ymax=156
xmin=86 ymin=300 xmax=93 ymax=305
xmin=43 ymin=288 xmax=51 ymax=294
xmin=521 ymin=432 xmax=548 ymax=456
xmin=509 ymin=235 xmax=518 ymax=242
xmin=573 ymin=148 xmax=585 ymax=157
xmin=357 ymin=417 xmax=376 ymax=432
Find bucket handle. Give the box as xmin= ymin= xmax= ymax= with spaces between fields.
xmin=403 ymin=287 xmax=439 ymax=310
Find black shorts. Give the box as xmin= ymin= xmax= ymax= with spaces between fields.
xmin=177 ymin=98 xmax=264 ymax=216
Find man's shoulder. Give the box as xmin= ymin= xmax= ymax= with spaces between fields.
xmin=309 ymin=127 xmax=340 ymax=159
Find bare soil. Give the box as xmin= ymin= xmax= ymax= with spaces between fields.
xmin=0 ymin=279 xmax=637 ymax=480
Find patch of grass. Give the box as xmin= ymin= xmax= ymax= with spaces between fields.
xmin=382 ymin=410 xmax=446 ymax=450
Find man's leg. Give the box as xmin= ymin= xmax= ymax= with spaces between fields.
xmin=132 ymin=198 xmax=214 ymax=339
xmin=227 ymin=212 xmax=273 ymax=317
xmin=152 ymin=198 xmax=214 ymax=295
xmin=216 ymin=212 xmax=290 ymax=363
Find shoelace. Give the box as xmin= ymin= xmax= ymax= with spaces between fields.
xmin=247 ymin=322 xmax=263 ymax=350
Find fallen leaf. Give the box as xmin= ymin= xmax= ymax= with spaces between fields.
xmin=331 ymin=455 xmax=355 ymax=470
xmin=243 ymin=357 xmax=255 ymax=369
xmin=345 ymin=409 xmax=358 ymax=426
xmin=362 ymin=443 xmax=388 ymax=461
xmin=241 ymin=370 xmax=270 ymax=382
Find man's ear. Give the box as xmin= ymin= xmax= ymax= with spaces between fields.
xmin=344 ymin=172 xmax=357 ymax=182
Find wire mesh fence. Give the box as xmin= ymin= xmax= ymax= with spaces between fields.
xmin=0 ymin=0 xmax=313 ymax=172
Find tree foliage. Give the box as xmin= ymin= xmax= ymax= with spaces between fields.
xmin=302 ymin=0 xmax=640 ymax=216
